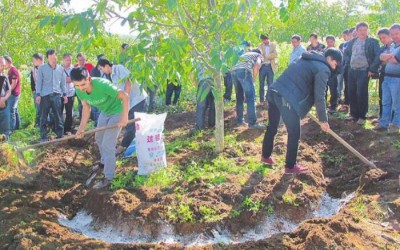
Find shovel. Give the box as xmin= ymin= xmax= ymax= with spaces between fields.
xmin=15 ymin=118 xmax=141 ymax=168
xmin=309 ymin=115 xmax=378 ymax=169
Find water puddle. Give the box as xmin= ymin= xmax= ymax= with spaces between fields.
xmin=58 ymin=192 xmax=355 ymax=246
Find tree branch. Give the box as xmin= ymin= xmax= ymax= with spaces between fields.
xmin=92 ymin=0 xmax=180 ymax=28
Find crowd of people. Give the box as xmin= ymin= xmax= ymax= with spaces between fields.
xmin=0 ymin=21 xmax=399 ymax=187
xmin=194 ymin=22 xmax=400 ymax=174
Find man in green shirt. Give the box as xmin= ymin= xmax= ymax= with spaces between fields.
xmin=71 ymin=67 xmax=129 ymax=189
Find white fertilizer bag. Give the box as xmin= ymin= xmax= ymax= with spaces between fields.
xmin=135 ymin=112 xmax=167 ymax=175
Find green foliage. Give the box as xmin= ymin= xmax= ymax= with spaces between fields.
xmin=391 ymin=140 xmax=400 ymax=149
xmin=322 ymin=153 xmax=345 ymax=167
xmin=229 ymin=209 xmax=241 ymax=219
xmin=111 ymin=171 xmax=136 ymax=190
xmin=0 ymin=144 xmax=18 ymax=168
xmin=199 ymin=206 xmax=223 ymax=223
xmin=282 ymin=193 xmax=299 ymax=207
xmin=242 ymin=196 xmax=264 ymax=213
xmin=57 ymin=176 xmax=73 ymax=188
xmin=265 ymin=204 xmax=274 ymax=215
xmin=167 ymin=201 xmax=194 ymax=223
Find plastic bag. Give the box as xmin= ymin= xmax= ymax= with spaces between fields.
xmin=135 ymin=112 xmax=167 ymax=175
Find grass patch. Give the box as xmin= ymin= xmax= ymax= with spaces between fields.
xmin=242 ymin=196 xmax=264 ymax=213
xmin=167 ymin=200 xmax=194 ymax=223
xmin=282 ymin=193 xmax=299 ymax=207
xmin=391 ymin=140 xmax=400 ymax=149
xmin=199 ymin=206 xmax=224 ymax=223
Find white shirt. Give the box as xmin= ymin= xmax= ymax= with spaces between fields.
xmin=63 ymin=66 xmax=75 ymax=97
xmin=108 ymin=64 xmax=148 ymax=108
xmin=264 ymin=45 xmax=271 ymax=64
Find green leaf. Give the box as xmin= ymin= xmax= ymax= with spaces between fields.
xmin=167 ymin=0 xmax=177 ymax=10
xmin=39 ymin=16 xmax=51 ymax=28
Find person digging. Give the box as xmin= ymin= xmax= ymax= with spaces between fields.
xmin=261 ymin=48 xmax=343 ymax=174
xmin=70 ymin=67 xmax=129 ymax=189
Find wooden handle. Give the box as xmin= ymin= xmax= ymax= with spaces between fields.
xmin=309 ymin=115 xmax=378 ymax=169
xmin=17 ymin=118 xmax=141 ymax=152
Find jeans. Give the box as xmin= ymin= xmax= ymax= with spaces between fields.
xmin=91 ymin=106 xmax=100 ymax=127
xmin=195 ymin=78 xmax=215 ymax=130
xmin=0 ymin=104 xmax=10 ymax=139
xmin=95 ymin=112 xmax=122 ymax=180
xmin=39 ymin=94 xmax=64 ymax=140
xmin=120 ymin=99 xmax=147 ymax=148
xmin=262 ymin=91 xmax=300 ymax=168
xmin=326 ymin=75 xmax=338 ymax=110
xmin=223 ymin=71 xmax=233 ymax=101
xmin=166 ymin=83 xmax=181 ymax=105
xmin=33 ymin=91 xmax=40 ymax=126
xmin=348 ymin=68 xmax=369 ymax=119
xmin=232 ymin=68 xmax=257 ymax=125
xmin=379 ymin=77 xmax=400 ymax=128
xmin=8 ymin=95 xmax=20 ymax=130
xmin=259 ymin=64 xmax=274 ymax=102
xmin=61 ymin=96 xmax=75 ymax=133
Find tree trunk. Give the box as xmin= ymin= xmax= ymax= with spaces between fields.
xmin=214 ymin=72 xmax=224 ymax=153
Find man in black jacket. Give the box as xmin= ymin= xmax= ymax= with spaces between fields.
xmin=344 ymin=22 xmax=380 ymax=125
xmin=261 ymin=49 xmax=342 ymax=174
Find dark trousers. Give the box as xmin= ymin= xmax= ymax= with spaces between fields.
xmin=40 ymin=94 xmax=63 ymax=139
xmin=379 ymin=72 xmax=385 ymax=118
xmin=0 ymin=104 xmax=10 ymax=139
xmin=259 ymin=64 xmax=274 ymax=102
xmin=166 ymin=83 xmax=181 ymax=105
xmin=147 ymin=86 xmax=158 ymax=112
xmin=195 ymin=78 xmax=215 ymax=130
xmin=262 ymin=91 xmax=300 ymax=168
xmin=223 ymin=71 xmax=233 ymax=101
xmin=326 ymin=76 xmax=338 ymax=110
xmin=121 ymin=99 xmax=147 ymax=148
xmin=78 ymin=98 xmax=100 ymax=127
xmin=343 ymin=66 xmax=350 ymax=105
xmin=348 ymin=68 xmax=369 ymax=119
xmin=61 ymin=96 xmax=74 ymax=133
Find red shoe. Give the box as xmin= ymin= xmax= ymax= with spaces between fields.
xmin=284 ymin=164 xmax=308 ymax=174
xmin=261 ymin=156 xmax=275 ymax=165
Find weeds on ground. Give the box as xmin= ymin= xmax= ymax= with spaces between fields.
xmin=229 ymin=209 xmax=241 ymax=218
xmin=391 ymin=140 xmax=400 ymax=149
xmin=322 ymin=153 xmax=344 ymax=166
xmin=282 ymin=193 xmax=299 ymax=207
xmin=57 ymin=176 xmax=73 ymax=188
xmin=167 ymin=199 xmax=194 ymax=223
xmin=199 ymin=206 xmax=224 ymax=223
xmin=111 ymin=165 xmax=180 ymax=190
xmin=349 ymin=196 xmax=367 ymax=222
xmin=265 ymin=204 xmax=275 ymax=215
xmin=242 ymin=196 xmax=264 ymax=213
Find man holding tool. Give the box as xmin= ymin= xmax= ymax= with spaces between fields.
xmin=70 ymin=67 xmax=129 ymax=189
xmin=261 ymin=48 xmax=343 ymax=174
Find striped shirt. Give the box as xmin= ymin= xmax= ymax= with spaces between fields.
xmin=232 ymin=52 xmax=263 ymax=71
